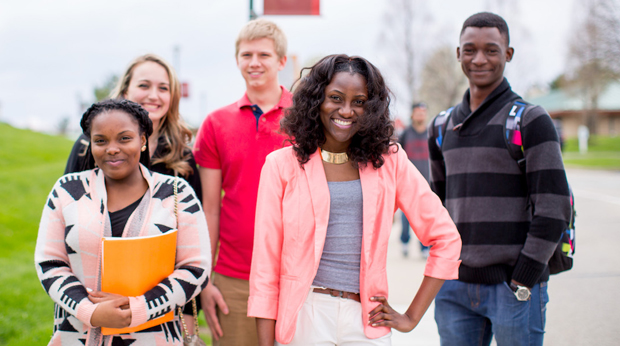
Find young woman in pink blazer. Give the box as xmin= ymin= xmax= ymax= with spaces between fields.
xmin=248 ymin=55 xmax=462 ymax=345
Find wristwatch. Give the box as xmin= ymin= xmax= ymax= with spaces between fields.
xmin=509 ymin=282 xmax=531 ymax=301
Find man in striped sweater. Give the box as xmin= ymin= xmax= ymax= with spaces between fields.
xmin=428 ymin=12 xmax=571 ymax=346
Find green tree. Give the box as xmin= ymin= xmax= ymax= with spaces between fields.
xmin=94 ymin=74 xmax=119 ymax=101
xmin=550 ymin=74 xmax=570 ymax=90
xmin=56 ymin=116 xmax=70 ymax=136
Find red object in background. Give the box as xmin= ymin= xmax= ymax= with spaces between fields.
xmin=181 ymin=82 xmax=189 ymax=98
xmin=263 ymin=0 xmax=320 ymax=15
xmin=394 ymin=118 xmax=405 ymax=133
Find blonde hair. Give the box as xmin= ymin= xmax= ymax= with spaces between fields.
xmin=235 ymin=18 xmax=287 ymax=58
xmin=110 ymin=54 xmax=194 ymax=177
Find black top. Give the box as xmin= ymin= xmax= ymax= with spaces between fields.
xmin=109 ymin=195 xmax=144 ymax=237
xmin=65 ymin=134 xmax=203 ymax=203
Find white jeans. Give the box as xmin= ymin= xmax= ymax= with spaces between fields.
xmin=276 ymin=290 xmax=392 ymax=346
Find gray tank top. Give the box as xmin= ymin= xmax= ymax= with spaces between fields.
xmin=312 ymin=179 xmax=363 ymax=293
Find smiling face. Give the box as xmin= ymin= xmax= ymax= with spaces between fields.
xmin=320 ymin=72 xmax=368 ymax=152
xmin=123 ymin=61 xmax=171 ymax=131
xmin=458 ymin=26 xmax=513 ymax=92
xmin=236 ymin=37 xmax=287 ymax=91
xmin=90 ymin=110 xmax=146 ymax=183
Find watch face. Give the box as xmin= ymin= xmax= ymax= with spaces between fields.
xmin=516 ymin=287 xmax=530 ymax=301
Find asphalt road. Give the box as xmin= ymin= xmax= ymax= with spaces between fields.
xmin=387 ymin=168 xmax=620 ymax=345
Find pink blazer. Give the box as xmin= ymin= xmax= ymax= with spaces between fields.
xmin=248 ymin=145 xmax=461 ymax=343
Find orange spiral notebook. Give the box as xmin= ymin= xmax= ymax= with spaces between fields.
xmin=101 ymin=230 xmax=177 ymax=335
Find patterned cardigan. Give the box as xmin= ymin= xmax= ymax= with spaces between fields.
xmin=35 ymin=165 xmax=211 ymax=345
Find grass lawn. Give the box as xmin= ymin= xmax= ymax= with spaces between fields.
xmin=562 ymin=136 xmax=620 ymax=170
xmin=0 ymin=123 xmax=211 ymax=345
xmin=0 ymin=123 xmax=72 ymax=345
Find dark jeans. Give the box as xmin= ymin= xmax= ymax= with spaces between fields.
xmin=435 ymin=280 xmax=549 ymax=346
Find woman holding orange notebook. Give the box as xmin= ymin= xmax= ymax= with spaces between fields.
xmin=35 ymin=99 xmax=211 ymax=345
xmin=63 ymin=53 xmax=205 ymax=332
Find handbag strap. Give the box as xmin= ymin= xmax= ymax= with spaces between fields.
xmin=174 ymin=175 xmax=178 ymax=222
xmin=178 ymin=299 xmax=200 ymax=340
xmin=174 ymin=176 xmax=201 ymax=339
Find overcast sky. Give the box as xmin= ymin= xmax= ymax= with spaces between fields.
xmin=0 ymin=0 xmax=575 ymax=134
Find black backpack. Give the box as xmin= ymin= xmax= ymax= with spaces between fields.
xmin=432 ymin=100 xmax=576 ymax=274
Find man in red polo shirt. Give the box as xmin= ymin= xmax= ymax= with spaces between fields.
xmin=193 ymin=18 xmax=291 ymax=346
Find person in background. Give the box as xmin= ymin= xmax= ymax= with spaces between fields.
xmin=35 ymin=99 xmax=210 ymax=345
xmin=249 ymin=54 xmax=461 ymax=346
xmin=428 ymin=12 xmax=571 ymax=346
xmin=398 ymin=102 xmax=431 ymax=258
xmin=64 ymin=54 xmax=203 ymax=328
xmin=192 ymin=18 xmax=291 ymax=346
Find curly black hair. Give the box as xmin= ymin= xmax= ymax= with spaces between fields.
xmin=281 ymin=54 xmax=395 ymax=169
xmin=80 ymin=99 xmax=153 ymax=169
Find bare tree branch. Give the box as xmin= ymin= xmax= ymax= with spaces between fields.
xmin=566 ymin=0 xmax=620 ymax=133
xmin=419 ymin=45 xmax=468 ymax=117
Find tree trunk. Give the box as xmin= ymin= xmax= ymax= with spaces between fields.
xmin=586 ymin=93 xmax=599 ymax=138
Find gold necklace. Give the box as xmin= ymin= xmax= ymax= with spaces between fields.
xmin=320 ymin=148 xmax=349 ymax=164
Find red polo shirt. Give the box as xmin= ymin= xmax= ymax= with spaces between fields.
xmin=193 ymin=87 xmax=292 ymax=280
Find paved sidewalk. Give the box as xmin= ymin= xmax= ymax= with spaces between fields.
xmin=202 ymin=171 xmax=619 ymax=345
xmin=386 ymin=168 xmax=620 ymax=345
xmin=390 ymin=302 xmax=440 ymax=346
xmin=386 ymin=214 xmax=441 ymax=346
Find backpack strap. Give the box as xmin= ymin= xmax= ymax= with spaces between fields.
xmin=504 ymin=99 xmax=577 ymax=274
xmin=504 ymin=100 xmax=529 ymax=171
xmin=433 ymin=107 xmax=455 ymax=150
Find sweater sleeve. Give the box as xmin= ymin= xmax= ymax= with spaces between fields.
xmin=394 ymin=146 xmax=461 ymax=279
xmin=427 ymin=118 xmax=447 ymax=204
xmin=247 ymin=153 xmax=284 ymax=320
xmin=127 ymin=178 xmax=212 ymax=327
xmin=34 ymin=178 xmax=99 ymax=327
xmin=512 ymin=106 xmax=572 ymax=287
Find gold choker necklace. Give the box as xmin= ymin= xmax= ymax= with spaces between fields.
xmin=320 ymin=148 xmax=349 ymax=164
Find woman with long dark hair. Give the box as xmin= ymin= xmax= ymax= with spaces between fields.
xmin=248 ymin=54 xmax=462 ymax=345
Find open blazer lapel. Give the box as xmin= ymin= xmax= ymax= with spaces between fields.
xmin=359 ymin=163 xmax=379 ymax=267
xmin=304 ymin=150 xmax=380 ymax=267
xmin=304 ymin=150 xmax=330 ymax=265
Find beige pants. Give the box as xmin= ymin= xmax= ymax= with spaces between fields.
xmin=212 ymin=272 xmax=258 ymax=346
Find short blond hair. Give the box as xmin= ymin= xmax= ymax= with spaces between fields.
xmin=235 ymin=18 xmax=287 ymax=58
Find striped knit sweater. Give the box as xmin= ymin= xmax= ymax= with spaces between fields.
xmin=35 ymin=166 xmax=211 ymax=345
xmin=428 ymin=78 xmax=571 ymax=287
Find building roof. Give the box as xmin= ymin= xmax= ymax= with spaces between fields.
xmin=529 ymin=82 xmax=620 ymax=113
